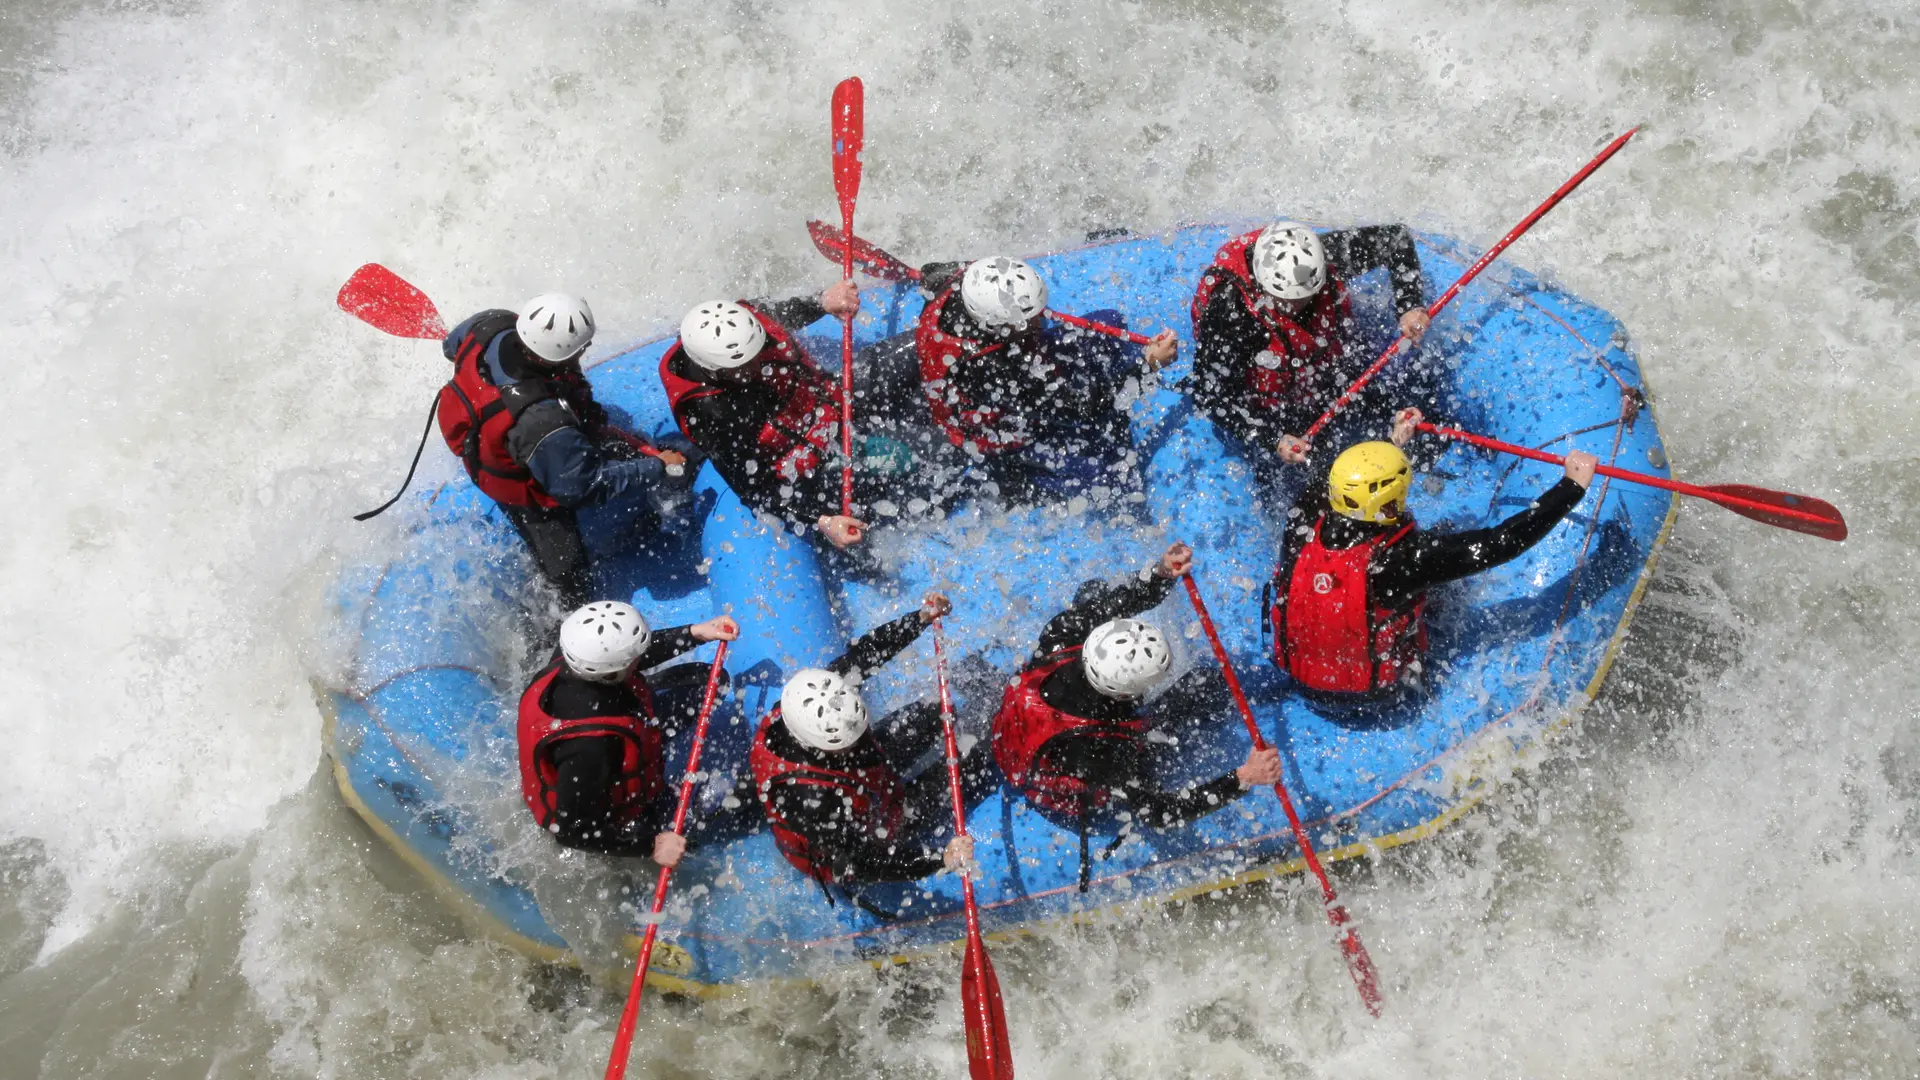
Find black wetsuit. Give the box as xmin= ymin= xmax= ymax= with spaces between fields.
xmin=542 ymin=625 xmax=706 ymax=856
xmin=1190 ymin=226 xmax=1427 ymax=452
xmin=663 ymin=296 xmax=853 ymax=529
xmin=1022 ymin=570 xmax=1247 ymax=830
xmin=1276 ymin=477 xmax=1590 ymax=618
xmin=759 ymin=610 xmax=997 ymax=885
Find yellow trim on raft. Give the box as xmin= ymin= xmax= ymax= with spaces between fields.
xmin=318 ymin=490 xmax=1681 ymax=994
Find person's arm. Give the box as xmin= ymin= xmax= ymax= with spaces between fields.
xmin=1321 ymin=225 xmax=1425 ymax=318
xmin=1034 ymin=569 xmax=1177 ymax=657
xmin=1189 ymin=289 xmax=1282 ymax=448
xmin=1116 ymin=773 xmax=1248 ymax=829
xmin=764 ymin=778 xmax=946 ymax=884
xmin=1375 ymin=477 xmax=1588 ymax=597
xmin=517 ymin=411 xmax=669 ymax=509
xmin=636 ymin=626 xmax=699 ymax=669
xmin=751 ymin=295 xmax=830 ymax=332
xmin=827 ymin=609 xmax=928 ymax=682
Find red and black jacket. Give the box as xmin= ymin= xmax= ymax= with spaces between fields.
xmin=991 ymin=646 xmax=1151 ymax=818
xmin=517 ymin=660 xmax=669 ymax=830
xmin=1271 ymin=512 xmax=1427 ymax=694
xmin=914 ymin=280 xmax=1042 ymax=455
xmin=436 ymin=310 xmax=564 ymax=509
xmin=1188 ymin=229 xmax=1355 ymax=416
xmin=748 ymin=707 xmax=907 ymax=886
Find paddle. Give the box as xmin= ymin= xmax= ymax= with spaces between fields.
xmin=931 ymin=623 xmax=1016 ymax=1079
xmin=1300 ymin=128 xmax=1640 ymax=444
xmin=1181 ymin=575 xmax=1385 ymax=1018
xmin=1416 ymin=421 xmax=1848 ymax=541
xmin=805 ymin=220 xmax=1154 ymax=346
xmin=831 ymin=77 xmax=863 ymax=517
xmin=338 ymin=263 xmax=448 ymax=339
xmin=603 ymin=641 xmax=732 ymax=1080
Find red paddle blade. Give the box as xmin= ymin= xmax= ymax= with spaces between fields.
xmin=1704 ymin=484 xmax=1848 ymax=542
xmin=961 ymin=940 xmax=1015 ymax=1080
xmin=1327 ymin=905 xmax=1385 ymax=1018
xmin=831 ymin=77 xmax=863 ymax=216
xmin=337 ymin=263 xmax=446 ymax=339
xmin=805 ymin=220 xmax=919 ymax=282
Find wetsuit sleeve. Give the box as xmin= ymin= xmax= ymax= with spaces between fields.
xmin=1118 ymin=773 xmax=1248 ymax=829
xmin=637 ymin=626 xmax=699 ymax=669
xmin=751 ymin=295 xmax=830 ymax=332
xmin=827 ymin=610 xmax=928 ymax=682
xmin=765 ymin=780 xmax=946 ymax=884
xmin=1034 ymin=570 xmax=1177 ymax=658
xmin=1188 ymin=287 xmax=1279 ymax=448
xmin=517 ymin=409 xmax=669 ymax=509
xmin=548 ymin=737 xmax=668 ymax=856
xmin=1038 ymin=731 xmax=1246 ymax=829
xmin=1320 ymin=226 xmax=1425 ymax=317
xmin=1372 ymin=477 xmax=1587 ymax=601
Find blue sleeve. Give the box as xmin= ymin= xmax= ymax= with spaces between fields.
xmin=442 ymin=313 xmax=483 ymax=360
xmin=526 ymin=426 xmax=668 ymax=508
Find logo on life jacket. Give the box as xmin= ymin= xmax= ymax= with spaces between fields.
xmin=1271 ymin=513 xmax=1427 ymax=694
xmin=516 ymin=660 xmax=667 ymax=831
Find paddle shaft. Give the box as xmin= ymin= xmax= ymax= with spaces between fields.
xmin=831 ymin=80 xmax=864 ymax=517
xmin=1181 ymin=575 xmax=1384 ymax=1017
xmin=603 ymin=641 xmax=731 ymax=1080
xmin=1302 ymin=128 xmax=1639 ymax=442
xmin=1415 ymin=421 xmax=1841 ymax=529
xmin=931 ymin=624 xmax=1010 ymax=1080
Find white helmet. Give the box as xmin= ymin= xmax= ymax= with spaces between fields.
xmin=960 ymin=257 xmax=1048 ymax=329
xmin=779 ymin=668 xmax=869 ymax=751
xmin=558 ymin=602 xmax=652 ymax=682
xmin=1082 ymin=618 xmax=1172 ymax=699
xmin=679 ymin=301 xmax=767 ymax=370
xmin=1250 ymin=222 xmax=1327 ymax=301
xmin=517 ymin=293 xmax=596 ymax=363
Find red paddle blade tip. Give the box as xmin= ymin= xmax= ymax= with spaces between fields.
xmin=831 ymin=77 xmax=864 ymax=208
xmin=962 ymin=942 xmax=1015 ymax=1079
xmin=1706 ymin=484 xmax=1849 ymax=541
xmin=337 ymin=263 xmax=446 ymax=339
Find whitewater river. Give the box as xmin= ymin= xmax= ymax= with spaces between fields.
xmin=2 ymin=0 xmax=1915 ymax=1076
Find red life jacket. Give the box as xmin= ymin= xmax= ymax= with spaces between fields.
xmin=914 ymin=282 xmax=1031 ymax=455
xmin=660 ymin=305 xmax=841 ymax=484
xmin=436 ymin=310 xmax=563 ymax=510
xmin=991 ymin=647 xmax=1150 ymax=817
xmin=1271 ymin=513 xmax=1428 ymax=693
xmin=516 ymin=660 xmax=668 ymax=830
xmin=748 ymin=707 xmax=907 ymax=884
xmin=1189 ymin=229 xmax=1355 ymax=412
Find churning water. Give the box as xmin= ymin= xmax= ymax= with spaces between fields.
xmin=1 ymin=0 xmax=1916 ymax=1076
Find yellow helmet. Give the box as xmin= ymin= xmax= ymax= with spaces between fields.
xmin=1327 ymin=442 xmax=1412 ymax=523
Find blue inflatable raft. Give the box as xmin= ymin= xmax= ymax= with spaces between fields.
xmin=316 ymin=223 xmax=1675 ymax=993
